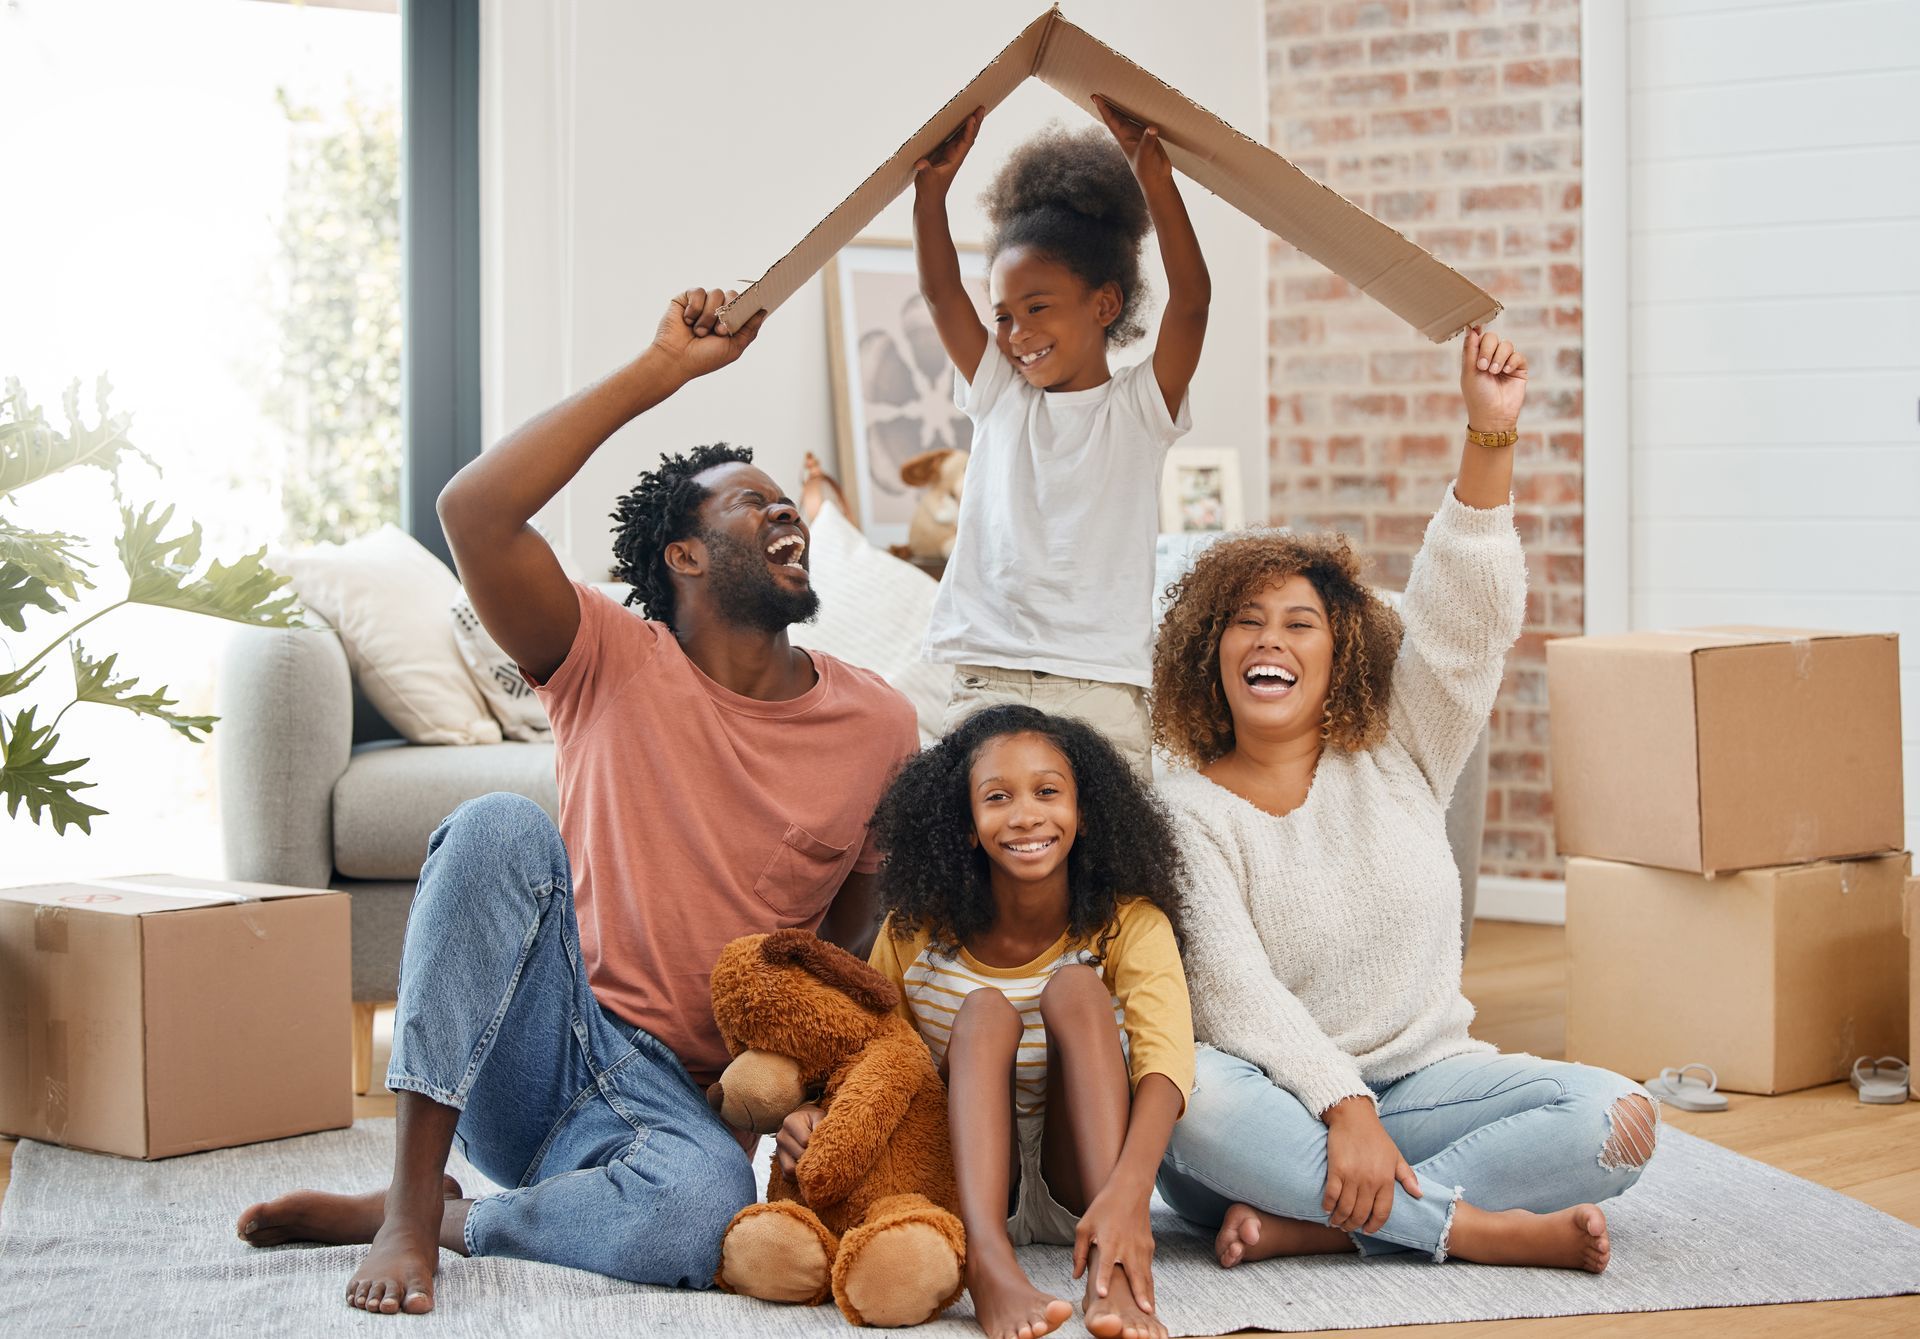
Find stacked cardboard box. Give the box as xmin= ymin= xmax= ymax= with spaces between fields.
xmin=1548 ymin=628 xmax=1908 ymax=1095
xmin=0 ymin=874 xmax=351 ymax=1158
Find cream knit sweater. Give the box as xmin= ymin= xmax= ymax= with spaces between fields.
xmin=1158 ymin=487 xmax=1527 ymax=1119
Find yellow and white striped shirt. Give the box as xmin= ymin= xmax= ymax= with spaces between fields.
xmin=868 ymin=899 xmax=1195 ymax=1122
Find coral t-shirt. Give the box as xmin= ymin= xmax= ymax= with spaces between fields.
xmin=533 ymin=583 xmax=920 ymax=1088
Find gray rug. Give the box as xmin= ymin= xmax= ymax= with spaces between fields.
xmin=2 ymin=1121 xmax=1917 ymax=1337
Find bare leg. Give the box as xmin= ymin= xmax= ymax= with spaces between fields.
xmin=1035 ymin=966 xmax=1163 ymax=1339
xmin=237 ymin=1173 xmax=464 ymax=1247
xmin=949 ymin=988 xmax=1073 ymax=1339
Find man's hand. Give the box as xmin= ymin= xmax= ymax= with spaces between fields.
xmin=650 ymin=287 xmax=767 ymax=383
xmin=1460 ymin=325 xmax=1528 ymax=432
xmin=914 ymin=107 xmax=984 ymax=199
xmin=774 ymin=1104 xmax=825 ymax=1177
xmin=1323 ymin=1096 xmax=1420 ymax=1235
xmin=1094 ymin=94 xmax=1172 ymax=189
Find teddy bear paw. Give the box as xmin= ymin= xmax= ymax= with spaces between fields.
xmin=834 ymin=1209 xmax=965 ymax=1327
xmin=717 ymin=1202 xmax=836 ymax=1306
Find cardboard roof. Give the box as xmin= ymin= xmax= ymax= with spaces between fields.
xmin=716 ymin=5 xmax=1500 ymax=344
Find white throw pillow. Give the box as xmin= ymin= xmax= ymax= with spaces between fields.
xmin=273 ymin=525 xmax=503 ymax=746
xmin=790 ymin=500 xmax=949 ymax=745
xmin=451 ymin=592 xmax=551 ymax=741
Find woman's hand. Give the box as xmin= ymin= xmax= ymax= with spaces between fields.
xmin=651 ymin=287 xmax=767 ymax=382
xmin=914 ymin=106 xmax=984 ymax=199
xmin=774 ymin=1104 xmax=825 ymax=1176
xmin=1094 ymin=93 xmax=1172 ymax=188
xmin=1460 ymin=325 xmax=1528 ymax=431
xmin=1322 ymin=1096 xmax=1420 ymax=1235
xmin=1073 ymin=1181 xmax=1159 ymax=1315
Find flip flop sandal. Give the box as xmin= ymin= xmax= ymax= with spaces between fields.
xmin=1645 ymin=1062 xmax=1728 ymax=1112
xmin=1851 ymin=1056 xmax=1910 ymax=1105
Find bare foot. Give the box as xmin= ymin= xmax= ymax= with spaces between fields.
xmin=1084 ymin=1255 xmax=1166 ymax=1339
xmin=1214 ymin=1203 xmax=1354 ymax=1267
xmin=348 ymin=1208 xmax=446 ymax=1315
xmin=236 ymin=1175 xmax=463 ymax=1247
xmin=968 ymin=1251 xmax=1074 ymax=1339
xmin=798 ymin=451 xmax=850 ymax=521
xmin=1447 ymin=1202 xmax=1611 ymax=1273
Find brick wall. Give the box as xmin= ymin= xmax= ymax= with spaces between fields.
xmin=1263 ymin=0 xmax=1584 ymax=880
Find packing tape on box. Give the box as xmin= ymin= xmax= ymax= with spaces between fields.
xmin=43 ymin=1019 xmax=68 ymax=1140
xmin=33 ymin=904 xmax=68 ymax=953
xmin=1663 ymin=628 xmax=1817 ymax=679
xmin=70 ymin=879 xmax=272 ymax=939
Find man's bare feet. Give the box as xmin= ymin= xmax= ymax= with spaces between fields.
xmin=235 ymin=1175 xmax=463 ymax=1248
xmin=798 ymin=451 xmax=851 ymax=522
xmin=968 ymin=1251 xmax=1074 ymax=1339
xmin=1083 ymin=1254 xmax=1166 ymax=1339
xmin=1447 ymin=1201 xmax=1611 ymax=1273
xmin=348 ymin=1206 xmax=451 ymax=1315
xmin=1213 ymin=1203 xmax=1354 ymax=1267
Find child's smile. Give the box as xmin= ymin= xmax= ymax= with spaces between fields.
xmin=969 ymin=732 xmax=1079 ymax=885
xmin=989 ymin=244 xmax=1119 ymax=394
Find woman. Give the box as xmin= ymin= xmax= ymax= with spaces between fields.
xmin=1151 ymin=329 xmax=1656 ymax=1274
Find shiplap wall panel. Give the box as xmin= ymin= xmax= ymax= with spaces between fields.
xmin=1627 ymin=0 xmax=1920 ymax=845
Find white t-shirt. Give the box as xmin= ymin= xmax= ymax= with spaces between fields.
xmin=922 ymin=349 xmax=1191 ymax=687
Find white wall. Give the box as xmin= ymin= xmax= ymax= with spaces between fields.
xmin=479 ymin=0 xmax=1266 ymax=573
xmin=1625 ymin=0 xmax=1920 ymax=847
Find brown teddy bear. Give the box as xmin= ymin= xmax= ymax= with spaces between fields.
xmin=708 ymin=929 xmax=966 ymax=1327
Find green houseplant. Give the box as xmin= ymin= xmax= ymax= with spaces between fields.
xmin=1 ymin=377 xmax=303 ymax=834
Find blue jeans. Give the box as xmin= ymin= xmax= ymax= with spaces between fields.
xmin=1158 ymin=1046 xmax=1657 ymax=1261
xmin=385 ymin=793 xmax=756 ymax=1287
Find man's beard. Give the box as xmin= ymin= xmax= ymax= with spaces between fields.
xmin=702 ymin=529 xmax=821 ymax=633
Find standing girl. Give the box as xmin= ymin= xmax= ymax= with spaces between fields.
xmin=912 ymin=98 xmax=1211 ymax=776
xmin=868 ymin=705 xmax=1192 ymax=1339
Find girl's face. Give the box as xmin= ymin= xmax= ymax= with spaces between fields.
xmin=968 ymin=732 xmax=1079 ymax=886
xmin=989 ymin=245 xmax=1120 ymax=393
xmin=1216 ymin=574 xmax=1336 ymax=746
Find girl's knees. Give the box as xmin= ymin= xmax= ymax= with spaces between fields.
xmin=951 ymin=986 xmax=1022 ymax=1046
xmin=1599 ymin=1092 xmax=1659 ymax=1172
xmin=1037 ymin=963 xmax=1108 ymax=1024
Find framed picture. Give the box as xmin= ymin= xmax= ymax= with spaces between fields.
xmin=1160 ymin=446 xmax=1245 ymax=534
xmin=825 ymin=237 xmax=990 ymax=548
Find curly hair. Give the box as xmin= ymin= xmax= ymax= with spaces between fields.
xmin=1152 ymin=532 xmax=1404 ymax=768
xmin=873 ymin=705 xmax=1184 ymax=958
xmin=980 ymin=123 xmax=1152 ymax=346
xmin=608 ymin=442 xmax=752 ymax=630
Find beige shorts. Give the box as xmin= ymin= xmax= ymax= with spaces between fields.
xmin=1007 ymin=1115 xmax=1081 ymax=1248
xmin=943 ymin=665 xmax=1152 ymax=779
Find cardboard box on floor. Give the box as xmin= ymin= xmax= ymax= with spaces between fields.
xmin=1547 ymin=628 xmax=1903 ymax=875
xmin=1566 ymin=853 xmax=1910 ymax=1096
xmin=1908 ymin=876 xmax=1920 ymax=1100
xmin=0 ymin=875 xmax=351 ymax=1159
xmin=715 ymin=4 xmax=1499 ymax=343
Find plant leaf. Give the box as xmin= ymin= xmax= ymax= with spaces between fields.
xmin=1 ymin=704 xmax=106 ymax=835
xmin=0 ymin=561 xmax=65 ymax=633
xmin=0 ymin=662 xmax=46 ymax=699
xmin=0 ymin=376 xmax=153 ymax=495
xmin=117 ymin=502 xmax=303 ymax=627
xmin=0 ymin=521 xmax=95 ymax=598
xmin=68 ymin=640 xmax=217 ymax=742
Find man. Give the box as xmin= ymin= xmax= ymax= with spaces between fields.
xmin=235 ymin=288 xmax=921 ymax=1314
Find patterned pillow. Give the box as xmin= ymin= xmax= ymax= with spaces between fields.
xmin=450 ymin=593 xmax=552 ymax=742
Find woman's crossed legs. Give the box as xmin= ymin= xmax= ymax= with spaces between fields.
xmin=1158 ymin=1048 xmax=1657 ymax=1273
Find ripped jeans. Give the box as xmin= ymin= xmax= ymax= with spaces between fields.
xmin=1158 ymin=1047 xmax=1658 ymax=1261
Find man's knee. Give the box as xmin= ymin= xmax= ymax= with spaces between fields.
xmin=422 ymin=792 xmax=565 ymax=887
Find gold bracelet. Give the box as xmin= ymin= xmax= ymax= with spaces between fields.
xmin=1465 ymin=425 xmax=1517 ymax=449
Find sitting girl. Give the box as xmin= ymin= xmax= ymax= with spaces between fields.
xmin=869 ymin=705 xmax=1193 ymax=1339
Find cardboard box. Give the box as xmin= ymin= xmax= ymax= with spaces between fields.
xmin=0 ymin=874 xmax=351 ymax=1158
xmin=1907 ymin=877 xmax=1920 ymax=1100
xmin=716 ymin=5 xmax=1499 ymax=344
xmin=1566 ymin=853 xmax=1910 ymax=1095
xmin=1547 ymin=627 xmax=1903 ymax=874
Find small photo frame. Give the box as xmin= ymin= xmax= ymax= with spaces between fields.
xmin=1160 ymin=445 xmax=1245 ymax=534
xmin=825 ymin=237 xmax=990 ymax=548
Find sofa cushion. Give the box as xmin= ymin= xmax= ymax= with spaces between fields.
xmin=332 ymin=740 xmax=558 ymax=880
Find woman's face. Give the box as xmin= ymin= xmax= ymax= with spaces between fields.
xmin=1215 ymin=574 xmax=1336 ymax=746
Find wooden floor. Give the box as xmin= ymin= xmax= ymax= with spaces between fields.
xmin=3 ymin=921 xmax=1914 ymax=1335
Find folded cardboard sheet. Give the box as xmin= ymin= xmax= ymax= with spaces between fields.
xmin=0 ymin=874 xmax=351 ymax=1159
xmin=1567 ymin=853 xmax=1911 ymax=1096
xmin=717 ymin=5 xmax=1499 ymax=343
xmin=1908 ymin=876 xmax=1920 ymax=1098
xmin=1547 ymin=627 xmax=1904 ymax=875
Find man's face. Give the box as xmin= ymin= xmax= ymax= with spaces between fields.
xmin=690 ymin=462 xmax=819 ymax=633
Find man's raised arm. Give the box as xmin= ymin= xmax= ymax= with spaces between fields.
xmin=436 ymin=288 xmax=767 ymax=683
